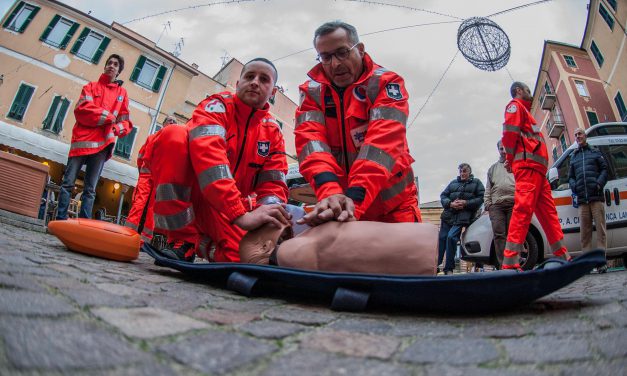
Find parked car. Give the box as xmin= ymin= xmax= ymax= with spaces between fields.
xmin=461 ymin=122 xmax=627 ymax=269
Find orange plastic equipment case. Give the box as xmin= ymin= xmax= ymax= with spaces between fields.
xmin=48 ymin=219 xmax=140 ymax=261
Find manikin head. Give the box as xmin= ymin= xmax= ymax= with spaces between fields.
xmin=239 ymin=222 xmax=293 ymax=264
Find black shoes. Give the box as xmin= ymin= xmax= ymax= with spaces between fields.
xmin=157 ymin=241 xmax=196 ymax=262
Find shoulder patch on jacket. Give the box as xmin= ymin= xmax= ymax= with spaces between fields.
xmin=257 ymin=141 xmax=270 ymax=157
xmin=506 ymin=104 xmax=517 ymax=113
xmin=385 ymin=83 xmax=403 ymax=100
xmin=205 ymin=99 xmax=226 ymax=113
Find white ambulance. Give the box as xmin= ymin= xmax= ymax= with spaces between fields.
xmin=461 ymin=122 xmax=627 ymax=269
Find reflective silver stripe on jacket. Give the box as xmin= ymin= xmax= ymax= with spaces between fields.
xmin=142 ymin=227 xmax=153 ymax=236
xmin=113 ymin=110 xmax=118 ymax=117
xmin=296 ymin=111 xmax=325 ymax=128
xmin=124 ymin=221 xmax=138 ymax=231
xmin=84 ymin=95 xmax=94 ymax=101
xmin=263 ymin=118 xmax=279 ymax=126
xmin=307 ymin=80 xmax=322 ymax=107
xmin=198 ymin=164 xmax=233 ymax=190
xmin=70 ymin=140 xmax=104 ymax=150
xmin=97 ymin=110 xmax=110 ymax=126
xmin=155 ymin=183 xmax=192 ymax=202
xmin=298 ymin=140 xmax=332 ymax=164
xmin=550 ymin=239 xmax=565 ymax=252
xmin=504 ymin=146 xmax=516 ymax=154
xmin=379 ymin=171 xmax=414 ymax=201
xmin=189 ymin=125 xmax=226 ymax=141
xmin=366 ymin=68 xmax=388 ymax=103
xmin=117 ymin=123 xmax=125 ymax=133
xmin=139 ymin=167 xmax=151 ymax=174
xmin=370 ymin=106 xmax=407 ymax=126
xmin=521 ymin=131 xmax=545 ymax=143
xmin=258 ymin=195 xmax=284 ymax=205
xmin=503 ymin=124 xmax=520 ymax=133
xmin=514 ymin=152 xmax=548 ymax=167
xmin=221 ymin=93 xmax=232 ymax=99
xmin=117 ymin=114 xmax=129 ymax=122
xmin=356 ymin=144 xmax=395 ymax=172
xmin=502 ymin=255 xmax=520 ymax=266
xmin=505 ymin=241 xmax=525 ymax=252
xmin=256 ymin=170 xmax=286 ymax=186
xmin=140 ymin=234 xmax=151 ymax=243
xmin=154 ymin=206 xmax=194 ymax=230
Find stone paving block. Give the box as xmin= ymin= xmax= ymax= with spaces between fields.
xmin=91 ymin=307 xmax=209 ymax=339
xmin=501 ymin=335 xmax=592 ymax=364
xmin=5 ymin=264 xmax=64 ymax=278
xmin=0 ymin=318 xmax=150 ymax=371
xmin=555 ymin=358 xmax=627 ymax=376
xmin=190 ymin=308 xmax=260 ymax=325
xmin=590 ymin=329 xmax=627 ymax=358
xmin=95 ymin=283 xmax=149 ymax=296
xmin=0 ymin=253 xmax=40 ymax=267
xmin=0 ymin=289 xmax=76 ymax=316
xmin=399 ymin=337 xmax=499 ymax=365
xmin=302 ymin=329 xmax=400 ymax=359
xmin=0 ymin=273 xmax=46 ymax=292
xmin=388 ymin=319 xmax=462 ymax=337
xmin=209 ymin=296 xmax=280 ymax=314
xmin=141 ymin=292 xmax=210 ymax=313
xmin=61 ymin=287 xmax=146 ymax=309
xmin=328 ymin=317 xmax=394 ymax=335
xmin=240 ymin=320 xmax=308 ymax=339
xmin=424 ymin=365 xmax=549 ymax=376
xmin=89 ymin=362 xmax=180 ymax=376
xmin=461 ymin=321 xmax=529 ymax=338
xmin=529 ymin=317 xmax=597 ymax=335
xmin=157 ymin=330 xmax=277 ymax=375
xmin=261 ymin=350 xmax=411 ymax=376
xmin=264 ymin=306 xmax=337 ymax=325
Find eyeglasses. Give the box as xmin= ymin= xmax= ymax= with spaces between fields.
xmin=316 ymin=43 xmax=358 ymax=64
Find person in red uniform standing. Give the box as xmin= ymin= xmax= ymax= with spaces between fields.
xmin=152 ymin=58 xmax=290 ymax=262
xmin=56 ymin=54 xmax=132 ymax=220
xmin=125 ymin=116 xmax=177 ymax=243
xmin=295 ymin=21 xmax=420 ymax=226
xmin=501 ymin=82 xmax=571 ymax=270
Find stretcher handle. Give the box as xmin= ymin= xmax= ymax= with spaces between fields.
xmin=331 ymin=287 xmax=370 ymax=312
xmin=226 ymin=272 xmax=258 ymax=297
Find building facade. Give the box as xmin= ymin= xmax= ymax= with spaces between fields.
xmin=0 ymin=0 xmax=296 ymax=219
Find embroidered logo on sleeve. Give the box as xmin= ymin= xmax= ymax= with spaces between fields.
xmin=385 ymin=83 xmax=403 ymax=100
xmin=117 ymin=95 xmax=123 ymax=102
xmin=205 ymin=99 xmax=226 ymax=113
xmin=506 ymin=104 xmax=517 ymax=113
xmin=257 ymin=141 xmax=270 ymax=157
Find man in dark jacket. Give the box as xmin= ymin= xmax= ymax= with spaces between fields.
xmin=438 ymin=163 xmax=485 ymax=275
xmin=568 ymin=128 xmax=608 ymax=252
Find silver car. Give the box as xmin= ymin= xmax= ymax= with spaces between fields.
xmin=460 ymin=122 xmax=627 ymax=269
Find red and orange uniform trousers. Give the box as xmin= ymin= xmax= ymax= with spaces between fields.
xmin=124 ymin=169 xmax=154 ymax=244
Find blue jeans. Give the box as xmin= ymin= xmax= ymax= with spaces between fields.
xmin=437 ymin=222 xmax=463 ymax=272
xmin=56 ymin=149 xmax=108 ymax=220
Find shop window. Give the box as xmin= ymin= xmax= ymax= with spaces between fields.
xmin=42 ymin=95 xmax=70 ymax=134
xmin=129 ymin=56 xmax=167 ymax=92
xmin=71 ymin=27 xmax=110 ymax=64
xmin=39 ymin=15 xmax=79 ymax=49
xmin=8 ymin=83 xmax=35 ymax=121
xmin=2 ymin=1 xmax=39 ymax=33
xmin=114 ymin=127 xmax=138 ymax=159
xmin=590 ymin=41 xmax=604 ymax=67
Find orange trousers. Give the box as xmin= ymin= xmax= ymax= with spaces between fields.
xmin=503 ymin=168 xmax=567 ymax=269
xmin=125 ymin=172 xmax=154 ymax=243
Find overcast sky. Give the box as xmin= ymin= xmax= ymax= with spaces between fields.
xmin=1 ymin=0 xmax=590 ymax=203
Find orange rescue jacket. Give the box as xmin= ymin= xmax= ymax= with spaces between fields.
xmin=502 ymin=98 xmax=549 ymax=174
xmin=70 ymin=74 xmax=132 ymax=158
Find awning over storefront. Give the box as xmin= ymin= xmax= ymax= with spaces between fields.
xmin=0 ymin=122 xmax=138 ymax=187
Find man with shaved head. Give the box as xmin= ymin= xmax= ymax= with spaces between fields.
xmin=151 ymin=58 xmax=290 ymax=262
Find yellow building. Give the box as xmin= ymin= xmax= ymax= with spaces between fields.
xmin=0 ymin=0 xmax=296 ymax=219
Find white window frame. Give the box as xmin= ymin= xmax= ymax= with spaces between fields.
xmin=42 ymin=16 xmax=75 ymax=48
xmin=75 ymin=29 xmax=104 ymax=61
xmin=5 ymin=2 xmax=36 ymax=32
xmin=136 ymin=59 xmax=160 ymax=89
xmin=563 ymin=55 xmax=577 ymax=68
xmin=574 ymin=80 xmax=589 ymax=97
xmin=42 ymin=94 xmax=71 ymax=134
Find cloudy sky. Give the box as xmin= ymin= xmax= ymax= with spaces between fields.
xmin=1 ymin=0 xmax=590 ymax=202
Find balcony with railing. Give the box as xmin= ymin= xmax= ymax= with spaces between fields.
xmin=548 ymin=111 xmax=565 ymax=138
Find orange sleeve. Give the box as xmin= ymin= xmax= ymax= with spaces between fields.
xmin=502 ymin=101 xmax=522 ymax=167
xmin=74 ymin=83 xmax=116 ymax=127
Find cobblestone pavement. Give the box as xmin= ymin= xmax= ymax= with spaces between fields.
xmin=0 ymin=222 xmax=625 ymax=376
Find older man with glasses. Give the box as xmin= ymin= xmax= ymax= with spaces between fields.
xmin=295 ymin=21 xmax=421 ymax=226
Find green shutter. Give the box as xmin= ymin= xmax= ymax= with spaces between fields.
xmin=8 ymin=84 xmax=34 ymax=121
xmin=130 ymin=56 xmax=146 ymax=82
xmin=92 ymin=36 xmax=110 ymax=64
xmin=114 ymin=127 xmax=137 ymax=159
xmin=152 ymin=65 xmax=167 ymax=92
xmin=70 ymin=27 xmax=90 ymax=55
xmin=2 ymin=1 xmax=23 ymax=29
xmin=18 ymin=5 xmax=39 ymax=33
xmin=59 ymin=21 xmax=79 ymax=49
xmin=43 ymin=95 xmax=61 ymax=130
xmin=53 ymin=98 xmax=70 ymax=133
xmin=40 ymin=14 xmax=60 ymax=42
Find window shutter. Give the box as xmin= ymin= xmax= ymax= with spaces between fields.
xmin=19 ymin=5 xmax=39 ymax=33
xmin=70 ymin=27 xmax=90 ymax=55
xmin=2 ymin=1 xmax=23 ymax=29
xmin=9 ymin=85 xmax=34 ymax=120
xmin=152 ymin=65 xmax=167 ymax=92
xmin=54 ymin=98 xmax=70 ymax=133
xmin=130 ymin=56 xmax=146 ymax=82
xmin=40 ymin=14 xmax=60 ymax=41
xmin=59 ymin=21 xmax=79 ymax=50
xmin=92 ymin=36 xmax=110 ymax=64
xmin=43 ymin=95 xmax=61 ymax=130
